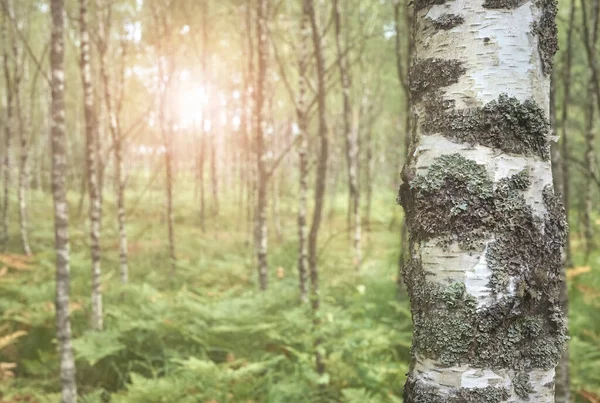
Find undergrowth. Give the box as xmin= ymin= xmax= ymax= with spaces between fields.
xmin=0 ymin=185 xmax=598 ymax=402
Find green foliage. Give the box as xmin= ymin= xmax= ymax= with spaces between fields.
xmin=0 ymin=190 xmax=412 ymax=402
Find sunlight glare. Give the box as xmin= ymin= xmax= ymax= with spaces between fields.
xmin=177 ymin=85 xmax=209 ymax=128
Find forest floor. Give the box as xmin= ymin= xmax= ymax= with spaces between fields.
xmin=0 ymin=186 xmax=599 ymax=402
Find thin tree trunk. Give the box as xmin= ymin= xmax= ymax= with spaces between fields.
xmin=583 ymin=0 xmax=599 ymax=264
xmin=255 ymin=0 xmax=269 ymax=291
xmin=159 ymin=97 xmax=176 ymax=276
xmin=394 ymin=0 xmax=412 ymax=296
xmin=306 ymin=0 xmax=328 ymax=376
xmin=296 ymin=4 xmax=310 ymax=304
xmin=400 ymin=2 xmax=566 ymax=401
xmin=50 ymin=0 xmax=77 ymax=400
xmin=79 ymin=0 xmax=103 ymax=330
xmin=210 ymin=135 xmax=219 ymax=216
xmin=555 ymin=3 xmax=576 ymax=399
xmin=199 ymin=132 xmax=206 ymax=231
xmin=95 ymin=0 xmax=129 ymax=283
xmin=12 ymin=33 xmax=32 ymax=256
xmin=1 ymin=7 xmax=13 ymax=248
xmin=561 ymin=0 xmax=575 ymax=269
xmin=333 ymin=0 xmax=361 ymax=268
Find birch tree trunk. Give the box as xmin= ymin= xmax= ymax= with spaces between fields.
xmin=306 ymin=0 xmax=328 ymax=376
xmin=255 ymin=0 xmax=269 ymax=291
xmin=554 ymin=3 xmax=575 ymax=399
xmin=12 ymin=35 xmax=33 ymax=257
xmin=296 ymin=4 xmax=310 ymax=304
xmin=333 ymin=0 xmax=361 ymax=268
xmin=394 ymin=0 xmax=413 ymax=296
xmin=583 ymin=0 xmax=599 ymax=264
xmin=95 ymin=0 xmax=129 ymax=283
xmin=400 ymin=1 xmax=567 ymax=401
xmin=50 ymin=0 xmax=78 ymax=400
xmin=79 ymin=0 xmax=103 ymax=330
xmin=1 ymin=8 xmax=13 ymax=248
xmin=560 ymin=0 xmax=575 ymax=269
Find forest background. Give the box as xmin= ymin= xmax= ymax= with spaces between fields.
xmin=0 ymin=0 xmax=599 ymax=402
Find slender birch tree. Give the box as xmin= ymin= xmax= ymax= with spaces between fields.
xmin=333 ymin=0 xmax=361 ymax=268
xmin=96 ymin=0 xmax=129 ymax=283
xmin=582 ymin=0 xmax=599 ymax=263
xmin=50 ymin=0 xmax=78 ymax=400
xmin=306 ymin=0 xmax=328 ymax=376
xmin=296 ymin=4 xmax=310 ymax=304
xmin=1 ymin=4 xmax=13 ymax=248
xmin=255 ymin=0 xmax=269 ymax=290
xmin=79 ymin=0 xmax=103 ymax=330
xmin=399 ymin=1 xmax=566 ymax=401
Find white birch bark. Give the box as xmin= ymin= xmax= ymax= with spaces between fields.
xmin=80 ymin=0 xmax=103 ymax=330
xmin=50 ymin=0 xmax=78 ymax=400
xmin=400 ymin=1 xmax=566 ymax=402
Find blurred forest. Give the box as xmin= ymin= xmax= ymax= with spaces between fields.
xmin=0 ymin=0 xmax=599 ymax=402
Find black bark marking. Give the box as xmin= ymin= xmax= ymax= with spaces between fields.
xmin=410 ymin=58 xmax=466 ymax=101
xmin=534 ymin=0 xmax=559 ymax=75
xmin=432 ymin=13 xmax=465 ymax=30
xmin=415 ymin=0 xmax=447 ymax=12
xmin=483 ymin=0 xmax=528 ymax=8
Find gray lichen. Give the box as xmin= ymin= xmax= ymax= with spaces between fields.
xmin=483 ymin=0 xmax=528 ymax=8
xmin=533 ymin=0 xmax=559 ymax=75
xmin=422 ymin=93 xmax=551 ymax=160
xmin=402 ymin=154 xmax=493 ymax=249
xmin=400 ymin=154 xmax=567 ymax=383
xmin=410 ymin=58 xmax=466 ymax=101
xmin=512 ymin=372 xmax=535 ymax=398
xmin=405 ymin=375 xmax=511 ymax=403
xmin=432 ymin=14 xmax=465 ymax=30
xmin=414 ymin=0 xmax=447 ymax=12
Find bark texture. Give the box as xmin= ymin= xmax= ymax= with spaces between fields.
xmin=96 ymin=0 xmax=129 ymax=283
xmin=255 ymin=0 xmax=269 ymax=291
xmin=296 ymin=3 xmax=310 ymax=304
xmin=80 ymin=0 xmax=103 ymax=330
xmin=555 ymin=2 xmax=576 ymax=400
xmin=333 ymin=0 xmax=361 ymax=268
xmin=583 ymin=0 xmax=599 ymax=264
xmin=395 ymin=0 xmax=413 ymax=296
xmin=400 ymin=2 xmax=566 ymax=402
xmin=1 ymin=7 xmax=13 ymax=248
xmin=306 ymin=0 xmax=328 ymax=376
xmin=51 ymin=0 xmax=78 ymax=400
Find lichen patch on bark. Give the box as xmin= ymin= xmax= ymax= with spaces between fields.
xmin=482 ymin=0 xmax=528 ymax=9
xmin=422 ymin=94 xmax=551 ymax=160
xmin=415 ymin=0 xmax=448 ymax=12
xmin=405 ymin=375 xmax=511 ymax=403
xmin=400 ymin=154 xmax=567 ymax=375
xmin=432 ymin=13 xmax=465 ymax=30
xmin=533 ymin=0 xmax=559 ymax=75
xmin=410 ymin=58 xmax=466 ymax=101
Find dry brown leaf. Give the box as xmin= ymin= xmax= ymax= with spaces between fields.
xmin=567 ymin=266 xmax=592 ymax=280
xmin=0 ymin=331 xmax=27 ymax=351
xmin=0 ymin=362 xmax=17 ymax=380
xmin=577 ymin=285 xmax=600 ymax=300
xmin=0 ymin=254 xmax=33 ymax=271
xmin=579 ymin=390 xmax=600 ymax=403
